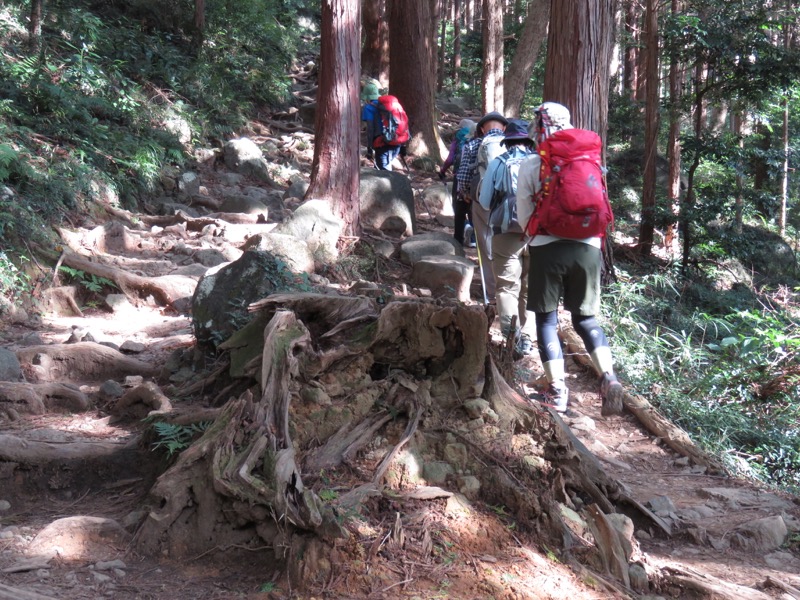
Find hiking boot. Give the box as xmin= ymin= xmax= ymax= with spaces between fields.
xmin=600 ymin=373 xmax=624 ymax=416
xmin=530 ymin=384 xmax=576 ymax=416
xmin=513 ymin=333 xmax=535 ymax=360
xmin=463 ymin=224 xmax=476 ymax=248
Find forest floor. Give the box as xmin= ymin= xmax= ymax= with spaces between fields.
xmin=0 ymin=130 xmax=799 ymax=600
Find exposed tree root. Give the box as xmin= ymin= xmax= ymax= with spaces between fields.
xmin=559 ymin=324 xmax=726 ymax=474
xmin=0 ymin=381 xmax=89 ymax=418
xmin=16 ymin=342 xmax=157 ymax=383
xmin=110 ymin=381 xmax=173 ymax=422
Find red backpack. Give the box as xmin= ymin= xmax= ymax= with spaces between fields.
xmin=525 ymin=129 xmax=613 ymax=239
xmin=372 ymin=95 xmax=410 ymax=148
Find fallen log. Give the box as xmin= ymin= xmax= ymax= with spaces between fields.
xmin=559 ymin=324 xmax=725 ymax=474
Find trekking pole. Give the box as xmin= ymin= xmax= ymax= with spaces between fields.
xmin=473 ymin=222 xmax=489 ymax=305
xmin=399 ymin=151 xmax=410 ymax=174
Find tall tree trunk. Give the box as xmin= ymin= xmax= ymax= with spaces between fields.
xmin=192 ymin=0 xmax=205 ymax=52
xmin=543 ymin=0 xmax=615 ymax=142
xmin=623 ymin=0 xmax=638 ymax=99
xmin=681 ymin=62 xmax=706 ymax=275
xmin=779 ymin=0 xmax=791 ymax=236
xmin=306 ymin=0 xmax=362 ymax=236
xmin=503 ymin=0 xmax=549 ymax=118
xmin=733 ymin=110 xmax=745 ymax=234
xmin=437 ymin=0 xmax=448 ymax=91
xmin=638 ymin=0 xmax=658 ymax=256
xmin=361 ymin=0 xmax=389 ymax=86
xmin=28 ymin=0 xmax=43 ymax=51
xmin=664 ymin=0 xmax=682 ymax=254
xmin=543 ymin=0 xmax=616 ymax=281
xmin=482 ymin=0 xmax=504 ymax=113
xmin=453 ymin=0 xmax=462 ymax=87
xmin=388 ymin=0 xmax=445 ymax=160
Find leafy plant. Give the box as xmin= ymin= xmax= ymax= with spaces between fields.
xmin=59 ymin=265 xmax=117 ymax=294
xmin=151 ymin=421 xmax=212 ymax=456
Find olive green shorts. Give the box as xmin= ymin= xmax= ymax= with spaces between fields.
xmin=527 ymin=241 xmax=601 ymax=316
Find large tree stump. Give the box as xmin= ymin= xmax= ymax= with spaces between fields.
xmin=134 ymin=294 xmax=664 ymax=592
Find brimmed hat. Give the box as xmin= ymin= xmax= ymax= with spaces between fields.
xmin=361 ymin=83 xmax=380 ymax=101
xmin=477 ymin=111 xmax=508 ymax=132
xmin=531 ymin=102 xmax=573 ymax=142
xmin=501 ymin=119 xmax=532 ymax=145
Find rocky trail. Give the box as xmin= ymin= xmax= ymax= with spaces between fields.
xmin=0 ymin=121 xmax=798 ymax=600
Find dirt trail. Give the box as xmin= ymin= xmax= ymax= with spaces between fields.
xmin=0 ymin=150 xmax=798 ymax=600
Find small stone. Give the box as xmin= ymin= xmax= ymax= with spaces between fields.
xmin=647 ymin=495 xmax=676 ymax=514
xmin=95 ymin=559 xmax=127 ymax=571
xmin=92 ymin=571 xmax=113 ymax=583
xmin=0 ymin=499 xmax=10 ymax=511
xmin=119 ymin=340 xmax=145 ymax=354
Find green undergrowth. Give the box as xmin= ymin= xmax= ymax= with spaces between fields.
xmin=603 ymin=262 xmax=800 ymax=493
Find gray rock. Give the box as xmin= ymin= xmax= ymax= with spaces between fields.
xmin=240 ymin=232 xmax=315 ymax=274
xmin=0 ymin=500 xmax=10 ymax=511
xmin=98 ymin=380 xmax=124 ymax=401
xmin=274 ymin=199 xmax=343 ymax=263
xmin=219 ymin=195 xmax=269 ymax=216
xmin=628 ymin=563 xmax=649 ymax=593
xmin=400 ymin=239 xmax=459 ymax=265
xmin=463 ymin=398 xmax=490 ymax=419
xmin=192 ymin=248 xmax=229 ymax=268
xmin=457 ymin=475 xmax=481 ymax=499
xmin=0 ymin=348 xmax=21 ymax=381
xmin=423 ymin=461 xmax=454 ymax=484
xmin=284 ymin=179 xmax=309 ymax=201
xmin=119 ymin=341 xmax=145 ymax=354
xmin=192 ymin=251 xmax=306 ymax=348
xmin=105 ymin=294 xmax=135 ymax=313
xmin=177 ymin=171 xmax=201 ymax=197
xmin=222 ymin=138 xmax=277 ymax=184
xmin=359 ymin=169 xmax=416 ymax=236
xmin=730 ymin=515 xmax=788 ymax=552
xmin=95 ymin=559 xmax=127 ymax=571
xmin=218 ymin=172 xmax=244 ymax=186
xmin=411 ymin=255 xmax=475 ymax=302
xmin=647 ymin=495 xmax=676 ymax=514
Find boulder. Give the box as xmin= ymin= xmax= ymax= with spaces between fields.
xmin=411 ymin=255 xmax=475 ymax=302
xmin=192 ymin=251 xmax=306 ymax=348
xmin=218 ymin=195 xmax=269 ymax=216
xmin=222 ymin=138 xmax=278 ymax=185
xmin=284 ymin=179 xmax=310 ymax=201
xmin=241 ymin=232 xmax=315 ymax=274
xmin=400 ymin=232 xmax=464 ymax=265
xmin=0 ymin=347 xmax=22 ymax=381
xmin=274 ymin=199 xmax=343 ymax=264
xmin=359 ymin=169 xmax=416 ymax=236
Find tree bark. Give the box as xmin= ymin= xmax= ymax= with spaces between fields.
xmin=503 ymin=0 xmax=549 ymax=118
xmin=638 ymin=0 xmax=659 ymax=256
xmin=361 ymin=0 xmax=389 ymax=86
xmin=543 ymin=0 xmax=615 ymax=144
xmin=452 ymin=0 xmax=462 ymax=87
xmin=622 ymin=0 xmax=638 ymax=100
xmin=306 ymin=0 xmax=362 ymax=236
xmin=388 ymin=0 xmax=445 ymax=160
xmin=192 ymin=0 xmax=205 ymax=52
xmin=28 ymin=0 xmax=43 ymax=51
xmin=481 ymin=0 xmax=504 ymax=113
xmin=664 ymin=0 xmax=682 ymax=254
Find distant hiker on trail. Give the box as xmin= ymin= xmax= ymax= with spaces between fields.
xmin=362 ymin=83 xmax=410 ymax=172
xmin=455 ymin=111 xmax=508 ymax=304
xmin=361 ymin=82 xmax=381 ymax=160
xmin=478 ymin=118 xmax=536 ymax=360
xmin=439 ymin=118 xmax=476 ymax=246
xmin=516 ymin=102 xmax=623 ymax=416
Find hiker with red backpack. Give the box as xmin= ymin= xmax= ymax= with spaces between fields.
xmin=477 ymin=119 xmax=536 ymax=359
xmin=361 ymin=83 xmax=410 ymax=171
xmin=516 ymin=102 xmax=624 ymax=416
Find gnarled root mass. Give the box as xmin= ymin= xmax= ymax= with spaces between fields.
xmin=133 ymin=294 xmax=663 ymax=591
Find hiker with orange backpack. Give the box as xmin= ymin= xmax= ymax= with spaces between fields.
xmin=516 ymin=102 xmax=623 ymax=417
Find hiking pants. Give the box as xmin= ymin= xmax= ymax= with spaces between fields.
xmin=453 ymin=181 xmax=469 ymax=245
xmin=491 ymin=232 xmax=534 ymax=337
xmin=374 ymin=146 xmax=401 ymax=171
xmin=470 ymin=201 xmax=495 ymax=302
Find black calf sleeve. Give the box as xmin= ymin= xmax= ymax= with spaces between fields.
xmin=535 ymin=311 xmax=561 ymax=363
xmin=571 ymin=314 xmax=608 ymax=354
